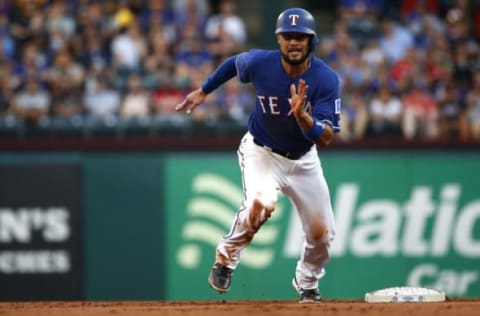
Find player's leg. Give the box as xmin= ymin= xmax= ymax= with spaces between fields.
xmin=283 ymin=152 xmax=336 ymax=300
xmin=217 ymin=132 xmax=279 ymax=267
xmin=209 ymin=132 xmax=280 ymax=293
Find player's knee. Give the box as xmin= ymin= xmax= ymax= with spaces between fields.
xmin=309 ymin=220 xmax=328 ymax=243
xmin=247 ymin=198 xmax=275 ymax=232
xmin=257 ymin=198 xmax=276 ymax=214
xmin=252 ymin=191 xmax=275 ymax=209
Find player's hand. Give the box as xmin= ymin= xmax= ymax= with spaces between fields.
xmin=290 ymin=78 xmax=318 ymax=136
xmin=175 ymin=88 xmax=207 ymax=114
xmin=290 ymin=79 xmax=308 ymax=118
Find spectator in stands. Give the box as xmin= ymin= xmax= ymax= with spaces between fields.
xmin=401 ymin=78 xmax=439 ymax=139
xmin=0 ymin=79 xmax=14 ymax=122
xmin=111 ymin=19 xmax=147 ymax=72
xmin=120 ymin=74 xmax=152 ymax=120
xmin=174 ymin=34 xmax=214 ymax=89
xmin=80 ymin=29 xmax=111 ymax=70
xmin=112 ymin=0 xmax=135 ymax=30
xmin=0 ymin=12 xmax=15 ymax=62
xmin=337 ymin=0 xmax=385 ymax=44
xmin=365 ymin=62 xmax=397 ymax=92
xmin=444 ymin=2 xmax=475 ymax=47
xmin=83 ymin=75 xmax=121 ymax=123
xmin=74 ymin=2 xmax=108 ymax=35
xmin=390 ymin=46 xmax=428 ymax=93
xmin=399 ymin=0 xmax=440 ymax=19
xmin=338 ymin=0 xmax=385 ymax=21
xmin=13 ymin=43 xmax=48 ymax=90
xmin=337 ymin=48 xmax=369 ymax=89
xmin=437 ymin=81 xmax=468 ymax=141
xmin=338 ymin=80 xmax=369 ymax=141
xmin=320 ymin=21 xmax=369 ymax=89
xmin=425 ymin=47 xmax=452 ymax=89
xmin=423 ymin=33 xmax=450 ymax=74
xmin=45 ymin=50 xmax=85 ymax=122
xmin=44 ymin=2 xmax=76 ymax=61
xmin=204 ymin=0 xmax=246 ymax=60
xmin=142 ymin=55 xmax=164 ymax=90
xmin=12 ymin=76 xmax=50 ymax=125
xmin=360 ymin=38 xmax=386 ymax=70
xmin=152 ymin=84 xmax=184 ymax=118
xmin=144 ymin=30 xmax=175 ymax=87
xmin=214 ymin=80 xmax=255 ymax=124
xmin=474 ymin=0 xmax=480 ymax=41
xmin=139 ymin=0 xmax=177 ymax=43
xmin=45 ymin=1 xmax=76 ymax=38
xmin=173 ymin=0 xmax=209 ymax=23
xmin=8 ymin=1 xmax=47 ymax=59
xmin=174 ymin=0 xmax=208 ymax=43
xmin=378 ymin=15 xmax=414 ymax=65
xmin=399 ymin=0 xmax=441 ymax=47
xmin=367 ymin=83 xmax=403 ymax=137
xmin=318 ymin=20 xmax=356 ymax=66
xmin=452 ymin=39 xmax=478 ymax=92
xmin=466 ymin=70 xmax=480 ymax=141
xmin=390 ymin=47 xmax=419 ymax=84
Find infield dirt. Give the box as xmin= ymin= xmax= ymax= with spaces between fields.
xmin=0 ymin=299 xmax=479 ymax=316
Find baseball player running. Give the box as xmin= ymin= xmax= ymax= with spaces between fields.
xmin=175 ymin=7 xmax=341 ymax=303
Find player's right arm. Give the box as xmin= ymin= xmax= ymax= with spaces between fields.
xmin=290 ymin=79 xmax=335 ymax=148
xmin=175 ymin=55 xmax=239 ymax=114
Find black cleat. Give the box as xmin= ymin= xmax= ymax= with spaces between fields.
xmin=292 ymin=277 xmax=322 ymax=303
xmin=208 ymin=263 xmax=234 ymax=294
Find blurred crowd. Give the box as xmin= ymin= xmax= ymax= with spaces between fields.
xmin=0 ymin=0 xmax=479 ymax=143
xmin=0 ymin=0 xmax=253 ymax=137
xmin=324 ymin=0 xmax=480 ymax=143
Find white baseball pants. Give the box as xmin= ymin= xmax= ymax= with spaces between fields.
xmin=215 ymin=132 xmax=336 ymax=290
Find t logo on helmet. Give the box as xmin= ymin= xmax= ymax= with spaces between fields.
xmin=288 ymin=14 xmax=300 ymax=26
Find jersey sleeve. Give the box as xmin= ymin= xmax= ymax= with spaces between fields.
xmin=235 ymin=51 xmax=254 ymax=83
xmin=312 ymin=72 xmax=341 ymax=133
xmin=201 ymin=55 xmax=237 ymax=94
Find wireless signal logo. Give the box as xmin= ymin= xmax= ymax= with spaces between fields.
xmin=177 ymin=173 xmax=284 ymax=269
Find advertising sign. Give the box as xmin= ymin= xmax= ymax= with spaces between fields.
xmin=164 ymin=152 xmax=480 ymax=300
xmin=0 ymin=164 xmax=83 ymax=300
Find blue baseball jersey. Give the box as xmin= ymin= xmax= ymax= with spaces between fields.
xmin=235 ymin=49 xmax=341 ymax=154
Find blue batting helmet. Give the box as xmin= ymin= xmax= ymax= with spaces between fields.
xmin=275 ymin=8 xmax=318 ymax=52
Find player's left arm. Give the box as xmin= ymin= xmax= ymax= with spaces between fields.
xmin=175 ymin=55 xmax=239 ymax=114
xmin=290 ymin=78 xmax=340 ymax=148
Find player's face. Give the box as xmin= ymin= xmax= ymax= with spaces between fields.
xmin=277 ymin=32 xmax=311 ymax=66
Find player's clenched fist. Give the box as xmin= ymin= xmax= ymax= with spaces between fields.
xmin=175 ymin=88 xmax=207 ymax=114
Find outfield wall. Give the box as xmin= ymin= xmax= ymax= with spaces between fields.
xmin=0 ymin=150 xmax=479 ymax=300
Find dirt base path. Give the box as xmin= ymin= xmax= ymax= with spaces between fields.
xmin=0 ymin=299 xmax=479 ymax=316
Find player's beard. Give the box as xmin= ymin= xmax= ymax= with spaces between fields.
xmin=281 ymin=50 xmax=310 ymax=66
